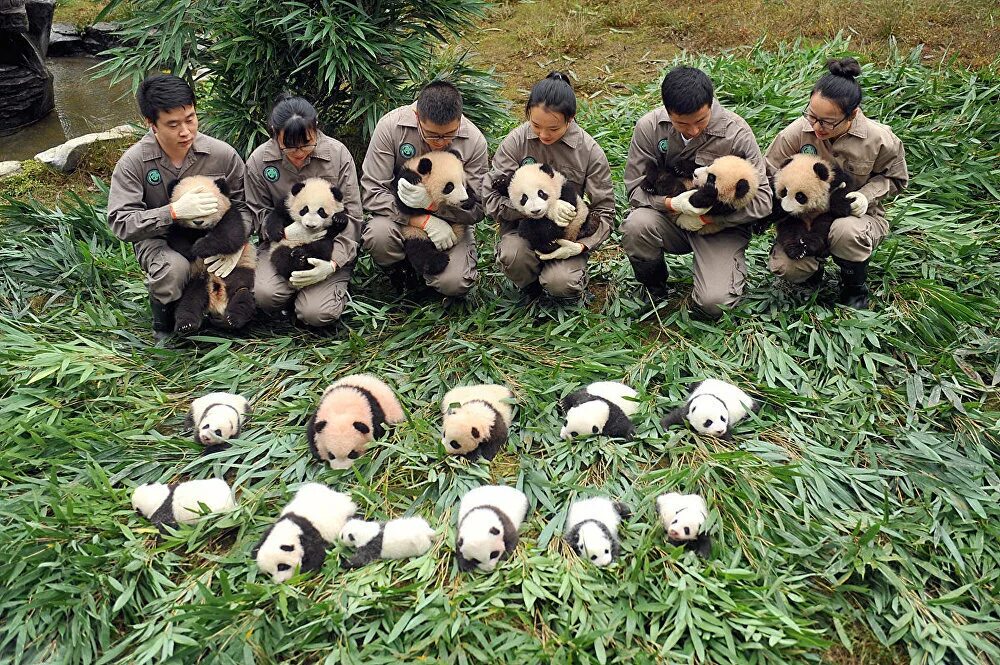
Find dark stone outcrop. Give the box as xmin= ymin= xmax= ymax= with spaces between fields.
xmin=0 ymin=0 xmax=54 ymax=135
xmin=47 ymin=21 xmax=87 ymax=56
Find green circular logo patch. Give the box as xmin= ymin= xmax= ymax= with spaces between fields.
xmin=263 ymin=166 xmax=280 ymax=182
xmin=520 ymin=156 xmax=536 ymax=166
xmin=801 ymin=144 xmax=818 ymax=155
xmin=657 ymin=138 xmax=669 ymax=153
xmin=399 ymin=143 xmax=416 ymax=159
xmin=146 ymin=169 xmax=161 ymax=185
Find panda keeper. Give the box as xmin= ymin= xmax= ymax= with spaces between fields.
xmin=245 ymin=95 xmax=363 ymax=327
xmin=360 ymin=80 xmax=489 ymax=299
xmin=621 ymin=66 xmax=772 ymax=319
xmin=765 ymin=57 xmax=909 ymax=310
xmin=486 ymin=72 xmax=615 ymax=302
xmin=107 ymin=75 xmax=252 ymax=342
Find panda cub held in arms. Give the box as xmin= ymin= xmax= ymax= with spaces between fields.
xmin=656 ymin=492 xmax=711 ymax=558
xmin=261 ymin=178 xmax=350 ymax=280
xmin=559 ymin=381 xmax=639 ymax=440
xmin=455 ymin=485 xmax=529 ymax=572
xmin=563 ymin=497 xmax=631 ymax=567
xmin=440 ymin=384 xmax=514 ymax=461
xmin=492 ymin=162 xmax=595 ymax=255
xmin=307 ymin=374 xmax=405 ymax=470
xmin=338 ymin=516 xmax=435 ymax=569
xmin=686 ymin=155 xmax=760 ymax=217
xmin=641 ymin=153 xmax=698 ymax=197
xmin=253 ymin=483 xmax=356 ymax=582
xmin=771 ymin=153 xmax=855 ymax=260
xmin=393 ymin=150 xmax=478 ymax=276
xmin=185 ymin=392 xmax=250 ymax=453
xmin=132 ymin=478 xmax=236 ymax=530
xmin=661 ymin=378 xmax=758 ymax=439
xmin=166 ymin=176 xmax=256 ymax=334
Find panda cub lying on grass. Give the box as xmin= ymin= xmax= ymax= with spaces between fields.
xmin=455 ymin=485 xmax=529 ymax=573
xmin=661 ymin=378 xmax=758 ymax=439
xmin=185 ymin=392 xmax=249 ymax=453
xmin=132 ymin=478 xmax=236 ymax=531
xmin=656 ymin=492 xmax=711 ymax=558
xmin=563 ymin=497 xmax=631 ymax=567
xmin=338 ymin=517 xmax=435 ymax=569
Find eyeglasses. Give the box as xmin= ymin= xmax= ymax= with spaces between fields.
xmin=280 ymin=143 xmax=317 ymax=154
xmin=802 ymin=108 xmax=847 ymax=131
xmin=418 ymin=124 xmax=459 ymax=142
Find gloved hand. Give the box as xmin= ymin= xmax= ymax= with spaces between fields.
xmin=674 ymin=213 xmax=706 ymax=232
xmin=397 ymin=178 xmax=433 ymax=209
xmin=667 ymin=189 xmax=711 ymax=217
xmin=548 ymin=200 xmax=577 ymax=228
xmin=536 ymin=238 xmax=584 ymax=261
xmin=290 ymin=257 xmax=336 ymax=289
xmin=846 ymin=191 xmax=869 ymax=217
xmin=420 ymin=215 xmax=457 ymax=251
xmin=171 ymin=186 xmax=219 ymax=221
xmin=205 ymin=250 xmax=242 ymax=278
xmin=283 ymin=221 xmax=327 ymax=244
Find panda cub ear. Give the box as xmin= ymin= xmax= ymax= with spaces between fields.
xmin=780 ymin=157 xmax=793 ymax=169
xmin=214 ymin=178 xmax=231 ymax=197
xmin=812 ymin=162 xmax=830 ymax=182
xmin=734 ymin=178 xmax=750 ymax=200
xmin=417 ymin=158 xmax=433 ymax=176
xmin=166 ymin=179 xmax=180 ymax=198
xmin=330 ymin=185 xmax=344 ymax=201
xmin=539 ymin=163 xmax=555 ymax=178
xmin=446 ymin=148 xmax=463 ymax=160
xmin=291 ymin=182 xmax=306 ymax=196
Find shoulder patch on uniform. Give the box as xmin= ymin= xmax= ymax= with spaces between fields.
xmin=801 ymin=144 xmax=818 ymax=155
xmin=657 ymin=138 xmax=669 ymax=153
xmin=399 ymin=143 xmax=416 ymax=159
xmin=146 ymin=168 xmax=162 ymax=185
xmin=263 ymin=166 xmax=280 ymax=182
xmin=520 ymin=156 xmax=536 ymax=166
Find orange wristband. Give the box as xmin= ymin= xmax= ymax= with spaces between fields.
xmin=169 ymin=204 xmax=177 ymax=221
xmin=664 ymin=197 xmax=673 ymax=212
xmin=419 ymin=214 xmax=431 ymax=229
xmin=699 ymin=215 xmax=711 ymax=225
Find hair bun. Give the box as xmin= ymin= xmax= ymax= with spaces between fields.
xmin=827 ymin=57 xmax=861 ymax=80
xmin=546 ymin=71 xmax=573 ymax=89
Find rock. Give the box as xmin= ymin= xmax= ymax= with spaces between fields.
xmin=0 ymin=33 xmax=54 ymax=135
xmin=0 ymin=0 xmax=28 ymax=33
xmin=82 ymin=20 xmax=120 ymax=54
xmin=0 ymin=160 xmax=22 ymax=177
xmin=34 ymin=124 xmax=137 ymax=172
xmin=47 ymin=22 xmax=87 ymax=57
xmin=24 ymin=0 xmax=53 ymax=55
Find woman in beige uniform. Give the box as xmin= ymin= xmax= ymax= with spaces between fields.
xmin=245 ymin=95 xmax=363 ymax=327
xmin=486 ymin=72 xmax=614 ymax=301
xmin=766 ymin=57 xmax=909 ymax=310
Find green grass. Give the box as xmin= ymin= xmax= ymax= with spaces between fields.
xmin=1 ymin=38 xmax=999 ymax=664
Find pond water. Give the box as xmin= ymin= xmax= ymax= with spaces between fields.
xmin=0 ymin=57 xmax=139 ymax=161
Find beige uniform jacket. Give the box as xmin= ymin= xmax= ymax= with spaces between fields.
xmin=245 ymin=132 xmax=362 ymax=269
xmin=484 ymin=121 xmax=614 ymax=251
xmin=624 ymin=100 xmax=772 ymax=230
xmin=765 ymin=112 xmax=908 ymax=219
xmin=108 ymin=131 xmax=250 ymax=244
xmin=360 ymin=104 xmax=489 ymax=226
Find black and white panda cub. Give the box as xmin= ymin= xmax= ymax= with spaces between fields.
xmin=185 ymin=392 xmax=250 ymax=454
xmin=563 ymin=497 xmax=631 ymax=567
xmin=261 ymin=178 xmax=350 ymax=279
xmin=132 ymin=478 xmax=236 ymax=530
xmin=455 ymin=485 xmax=529 ymax=572
xmin=641 ymin=153 xmax=699 ymax=197
xmin=441 ymin=384 xmax=514 ymax=461
xmin=338 ymin=516 xmax=435 ymax=569
xmin=771 ymin=153 xmax=855 ymax=260
xmin=661 ymin=378 xmax=758 ymax=440
xmin=166 ymin=176 xmax=256 ymax=334
xmin=687 ymin=155 xmax=760 ymax=217
xmin=559 ymin=381 xmax=639 ymax=441
xmin=492 ymin=163 xmax=595 ymax=255
xmin=656 ymin=492 xmax=711 ymax=558
xmin=393 ymin=150 xmax=478 ymax=276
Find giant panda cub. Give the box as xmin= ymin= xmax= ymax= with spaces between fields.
xmin=393 ymin=150 xmax=478 ymax=276
xmin=307 ymin=374 xmax=405 ymax=469
xmin=261 ymin=178 xmax=350 ymax=280
xmin=338 ymin=516 xmax=435 ymax=569
xmin=254 ymin=483 xmax=356 ymax=582
xmin=185 ymin=392 xmax=250 ymax=454
xmin=492 ymin=163 xmax=595 ymax=256
xmin=771 ymin=153 xmax=854 ymax=260
xmin=440 ymin=384 xmax=514 ymax=461
xmin=661 ymin=378 xmax=758 ymax=440
xmin=455 ymin=485 xmax=529 ymax=572
xmin=132 ymin=478 xmax=236 ymax=530
xmin=559 ymin=381 xmax=639 ymax=441
xmin=166 ymin=176 xmax=256 ymax=334
xmin=563 ymin=497 xmax=631 ymax=567
xmin=656 ymin=492 xmax=711 ymax=558
xmin=687 ymin=155 xmax=760 ymax=217
xmin=641 ymin=153 xmax=698 ymax=197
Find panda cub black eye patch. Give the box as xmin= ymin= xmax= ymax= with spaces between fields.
xmin=490 ymin=550 xmax=501 ymax=559
xmin=443 ymin=183 xmax=455 ymax=195
xmin=299 ymin=207 xmax=309 ymax=216
xmin=277 ymin=563 xmax=291 ymax=571
xmin=280 ymin=544 xmax=294 ymax=552
xmin=684 ymin=527 xmax=691 ymax=535
xmin=450 ymin=440 xmax=461 ymax=449
xmin=215 ymin=429 xmax=222 ymax=436
xmin=796 ymin=192 xmax=808 ymax=204
xmin=538 ymin=190 xmax=549 ymax=200
xmin=520 ymin=194 xmax=528 ymax=206
xmin=591 ymin=426 xmax=598 ymax=433
xmin=347 ymin=450 xmax=360 ymax=459
xmin=317 ymin=207 xmax=327 ymax=218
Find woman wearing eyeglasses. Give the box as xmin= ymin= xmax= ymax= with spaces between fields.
xmin=245 ymin=94 xmax=363 ymax=327
xmin=485 ymin=72 xmax=614 ymax=302
xmin=764 ymin=57 xmax=908 ymax=309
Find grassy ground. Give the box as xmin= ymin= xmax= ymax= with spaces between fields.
xmin=1 ymin=37 xmax=998 ymax=664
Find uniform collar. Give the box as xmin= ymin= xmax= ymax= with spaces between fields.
xmin=399 ymin=103 xmax=470 ymax=139
xmin=526 ymin=119 xmax=582 ymax=150
xmin=260 ymin=131 xmax=335 ymax=162
xmin=656 ymin=99 xmax=727 ymax=139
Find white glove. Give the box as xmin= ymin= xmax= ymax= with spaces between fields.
xmin=674 ymin=213 xmax=705 ymax=232
xmin=397 ymin=178 xmax=433 ymax=209
xmin=171 ymin=186 xmax=219 ymax=221
xmin=668 ymin=189 xmax=711 ymax=217
xmin=290 ymin=257 xmax=336 ymax=289
xmin=420 ymin=215 xmax=457 ymax=251
xmin=204 ymin=250 xmax=242 ymax=278
xmin=548 ymin=200 xmax=576 ymax=228
xmin=846 ymin=191 xmax=869 ymax=217
xmin=536 ymin=238 xmax=584 ymax=261
xmin=283 ymin=221 xmax=326 ymax=244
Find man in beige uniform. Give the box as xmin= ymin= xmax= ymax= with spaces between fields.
xmin=361 ymin=81 xmax=488 ymax=298
xmin=108 ymin=74 xmax=250 ymax=341
xmin=622 ymin=67 xmax=771 ymax=319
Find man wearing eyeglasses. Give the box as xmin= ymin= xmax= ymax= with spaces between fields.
xmin=360 ymin=80 xmax=488 ymax=299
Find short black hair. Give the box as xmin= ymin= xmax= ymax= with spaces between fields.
xmin=660 ymin=67 xmax=714 ymax=115
xmin=416 ymin=81 xmax=463 ymax=125
xmin=525 ymin=71 xmax=576 ymax=120
xmin=812 ymin=58 xmax=863 ymax=115
xmin=268 ymin=94 xmax=319 ymax=148
xmin=137 ymin=74 xmax=196 ymax=124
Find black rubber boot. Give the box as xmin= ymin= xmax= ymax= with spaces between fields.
xmin=387 ymin=262 xmax=421 ymax=294
xmin=801 ymin=262 xmax=825 ymax=290
xmin=520 ymin=280 xmax=544 ymax=302
xmin=629 ymin=256 xmax=669 ymax=299
xmin=834 ymin=257 xmax=870 ymax=310
xmin=149 ymin=294 xmax=175 ymax=343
